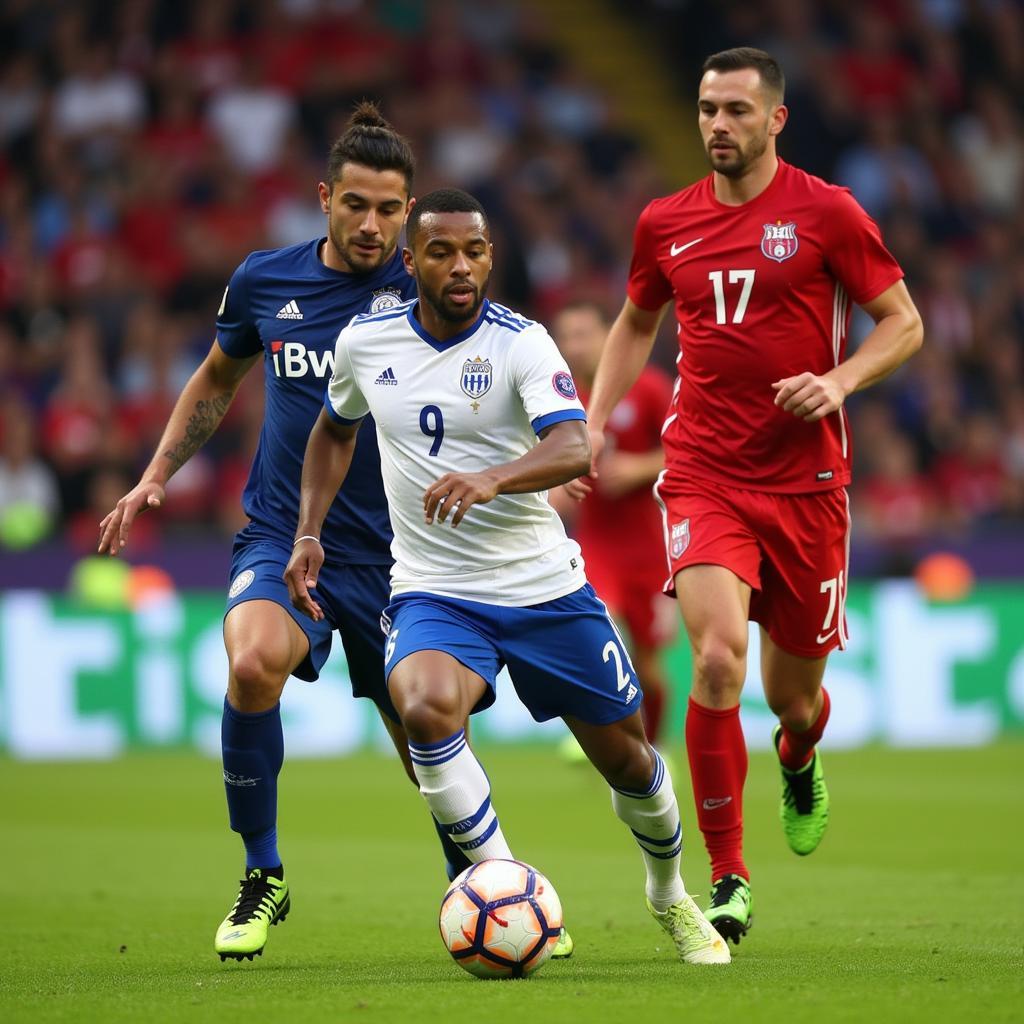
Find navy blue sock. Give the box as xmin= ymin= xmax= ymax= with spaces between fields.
xmin=221 ymin=698 xmax=284 ymax=870
xmin=433 ymin=815 xmax=473 ymax=881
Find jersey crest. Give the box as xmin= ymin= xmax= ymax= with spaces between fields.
xmin=761 ymin=221 xmax=799 ymax=263
xmin=461 ymin=356 xmax=492 ymax=399
xmin=369 ymin=287 xmax=403 ymax=312
xmin=670 ymin=519 xmax=690 ymax=558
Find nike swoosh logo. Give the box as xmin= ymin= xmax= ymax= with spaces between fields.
xmin=816 ymin=629 xmax=837 ymax=644
xmin=702 ymin=797 xmax=732 ymax=810
xmin=670 ymin=237 xmax=703 ymax=257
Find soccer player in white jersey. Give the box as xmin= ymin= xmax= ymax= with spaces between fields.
xmin=283 ymin=188 xmax=729 ymax=965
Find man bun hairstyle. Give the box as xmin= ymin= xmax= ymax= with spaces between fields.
xmin=702 ymin=47 xmax=785 ymax=104
xmin=326 ymin=100 xmax=416 ymax=192
xmin=407 ymin=187 xmax=488 ymax=245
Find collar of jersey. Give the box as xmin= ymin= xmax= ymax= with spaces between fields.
xmin=406 ymin=299 xmax=491 ymax=352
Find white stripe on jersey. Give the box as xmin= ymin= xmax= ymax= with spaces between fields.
xmin=327 ymin=302 xmax=588 ymax=605
xmin=832 ymin=282 xmax=849 ymax=459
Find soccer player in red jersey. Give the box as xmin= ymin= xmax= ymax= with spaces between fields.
xmin=577 ymin=48 xmax=923 ymax=945
xmin=551 ymin=301 xmax=677 ymax=745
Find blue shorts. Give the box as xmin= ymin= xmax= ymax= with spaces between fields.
xmin=382 ymin=584 xmax=642 ymax=726
xmin=226 ymin=535 xmax=397 ymax=721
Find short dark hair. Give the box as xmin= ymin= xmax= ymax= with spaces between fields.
xmin=326 ymin=101 xmax=415 ymax=193
xmin=407 ymin=188 xmax=488 ymax=245
xmin=702 ymin=47 xmax=785 ymax=103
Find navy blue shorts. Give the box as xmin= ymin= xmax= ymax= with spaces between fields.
xmin=226 ymin=535 xmax=397 ymax=721
xmin=382 ymin=584 xmax=643 ymax=726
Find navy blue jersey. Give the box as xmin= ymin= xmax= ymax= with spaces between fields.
xmin=216 ymin=238 xmax=415 ymax=565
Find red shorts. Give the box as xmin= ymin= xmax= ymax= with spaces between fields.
xmin=653 ymin=473 xmax=850 ymax=658
xmin=582 ymin=550 xmax=678 ymax=650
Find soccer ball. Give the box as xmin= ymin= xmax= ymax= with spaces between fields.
xmin=438 ymin=859 xmax=563 ymax=979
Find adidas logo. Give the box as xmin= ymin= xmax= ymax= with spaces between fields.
xmin=276 ymin=300 xmax=303 ymax=320
xmin=374 ymin=367 xmax=398 ymax=386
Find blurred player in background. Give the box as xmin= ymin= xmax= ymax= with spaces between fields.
xmin=285 ymin=189 xmax=729 ymax=966
xmin=579 ymin=48 xmax=923 ymax=945
xmin=550 ymin=301 xmax=676 ymax=749
xmin=98 ymin=104 xmax=485 ymax=963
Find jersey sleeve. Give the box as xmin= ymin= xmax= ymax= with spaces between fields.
xmin=626 ymin=202 xmax=673 ymax=312
xmin=511 ymin=325 xmax=587 ymax=435
xmin=324 ymin=326 xmax=369 ymax=424
xmin=215 ymin=257 xmax=263 ymax=358
xmin=823 ymin=188 xmax=904 ymax=306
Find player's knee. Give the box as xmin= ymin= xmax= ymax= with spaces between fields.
xmin=228 ymin=646 xmax=288 ymax=709
xmin=600 ymin=739 xmax=657 ymax=793
xmin=693 ymin=634 xmax=746 ymax=699
xmin=394 ymin=688 xmax=464 ymax=744
xmin=769 ymin=693 xmax=818 ymax=731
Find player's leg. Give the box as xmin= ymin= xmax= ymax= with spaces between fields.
xmin=501 ymin=585 xmax=727 ymax=964
xmin=216 ymin=597 xmax=314 ymax=961
xmin=215 ymin=542 xmax=336 ymax=962
xmin=384 ymin=596 xmax=515 ymax=865
xmin=674 ymin=564 xmax=754 ymax=942
xmin=331 ymin=564 xmax=473 ymax=881
xmin=565 ymin=710 xmax=729 ymax=964
xmin=752 ymin=487 xmax=848 ymax=857
xmin=760 ymin=632 xmax=831 ymax=855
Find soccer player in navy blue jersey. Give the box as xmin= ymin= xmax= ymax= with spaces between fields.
xmin=98 ymin=104 xmax=479 ymax=962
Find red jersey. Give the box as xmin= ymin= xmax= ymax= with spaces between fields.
xmin=578 ymin=367 xmax=673 ymax=570
xmin=627 ymin=159 xmax=903 ymax=493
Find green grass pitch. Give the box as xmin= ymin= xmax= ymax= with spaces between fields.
xmin=3 ymin=741 xmax=1022 ymax=1023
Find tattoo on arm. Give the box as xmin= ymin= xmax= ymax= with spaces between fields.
xmin=162 ymin=392 xmax=233 ymax=473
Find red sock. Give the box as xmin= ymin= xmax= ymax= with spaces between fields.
xmin=641 ymin=686 xmax=666 ymax=745
xmin=778 ymin=688 xmax=831 ymax=771
xmin=684 ymin=697 xmax=748 ymax=883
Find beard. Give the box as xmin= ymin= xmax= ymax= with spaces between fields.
xmin=327 ymin=222 xmax=395 ymax=274
xmin=706 ymin=130 xmax=769 ymax=178
xmin=419 ymin=272 xmax=491 ymax=325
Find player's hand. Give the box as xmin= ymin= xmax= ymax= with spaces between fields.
xmin=423 ymin=471 xmax=500 ymax=528
xmin=284 ymin=539 xmax=325 ymax=621
xmin=771 ymin=372 xmax=848 ymax=422
xmin=563 ymin=475 xmax=593 ymax=501
xmin=97 ymin=481 xmax=166 ymax=556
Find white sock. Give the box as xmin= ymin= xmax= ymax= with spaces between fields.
xmin=409 ymin=729 xmax=513 ymax=863
xmin=610 ymin=750 xmax=687 ymax=912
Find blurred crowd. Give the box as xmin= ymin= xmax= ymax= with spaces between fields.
xmin=0 ymin=0 xmax=1021 ymax=573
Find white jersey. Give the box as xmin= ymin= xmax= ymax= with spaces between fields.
xmin=325 ymin=299 xmax=587 ymax=605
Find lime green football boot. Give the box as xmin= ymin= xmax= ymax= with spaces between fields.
xmin=705 ymin=873 xmax=753 ymax=945
xmin=646 ymin=895 xmax=731 ymax=964
xmin=551 ymin=926 xmax=575 ymax=959
xmin=773 ymin=725 xmax=830 ymax=856
xmin=215 ymin=868 xmax=290 ymax=961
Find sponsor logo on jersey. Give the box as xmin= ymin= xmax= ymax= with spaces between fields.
xmin=625 ymin=682 xmax=638 ymax=704
xmin=461 ymin=356 xmax=492 ymax=399
xmin=670 ymin=518 xmax=690 ymax=558
xmin=669 ymin=236 xmax=703 ymax=257
xmin=761 ymin=221 xmax=799 ymax=263
xmin=552 ymin=370 xmax=577 ymax=400
xmin=276 ymin=299 xmax=304 ymax=319
xmin=375 ymin=367 xmax=398 ymax=385
xmin=269 ymin=341 xmax=335 ymax=378
xmin=369 ymin=288 xmax=403 ymax=312
xmin=228 ymin=569 xmax=256 ymax=598
xmin=816 ymin=469 xmax=834 ymax=481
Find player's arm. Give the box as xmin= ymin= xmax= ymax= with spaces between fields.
xmin=597 ymin=446 xmax=666 ymax=499
xmin=579 ymin=298 xmax=667 ymax=486
xmin=98 ymin=342 xmax=259 ymax=555
xmin=284 ymin=409 xmax=361 ymax=621
xmin=772 ymin=280 xmax=923 ymax=421
xmin=423 ymin=419 xmax=591 ymax=529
